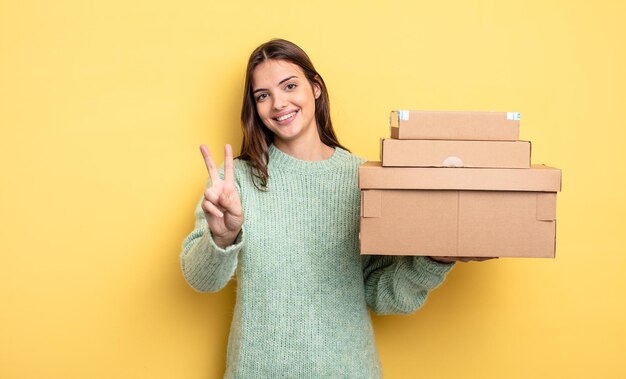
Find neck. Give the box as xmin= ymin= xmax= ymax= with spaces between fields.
xmin=274 ymin=134 xmax=335 ymax=162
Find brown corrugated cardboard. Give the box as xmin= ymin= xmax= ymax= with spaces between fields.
xmin=360 ymin=189 xmax=557 ymax=257
xmin=390 ymin=110 xmax=520 ymax=141
xmin=380 ymin=138 xmax=531 ymax=168
xmin=359 ymin=161 xmax=561 ymax=192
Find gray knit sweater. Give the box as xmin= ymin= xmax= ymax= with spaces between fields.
xmin=181 ymin=144 xmax=454 ymax=378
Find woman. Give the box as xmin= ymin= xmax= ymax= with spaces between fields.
xmin=181 ymin=39 xmax=475 ymax=378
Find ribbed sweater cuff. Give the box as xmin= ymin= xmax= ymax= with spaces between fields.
xmin=180 ymin=227 xmax=243 ymax=292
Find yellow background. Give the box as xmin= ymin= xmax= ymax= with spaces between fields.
xmin=1 ymin=0 xmax=624 ymax=378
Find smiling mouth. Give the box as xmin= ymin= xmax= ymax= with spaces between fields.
xmin=274 ymin=111 xmax=297 ymax=122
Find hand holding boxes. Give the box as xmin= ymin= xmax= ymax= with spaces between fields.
xmin=359 ymin=110 xmax=562 ymax=258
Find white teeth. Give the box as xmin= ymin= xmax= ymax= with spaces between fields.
xmin=276 ymin=111 xmax=296 ymax=121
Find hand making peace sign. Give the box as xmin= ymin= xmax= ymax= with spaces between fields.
xmin=200 ymin=144 xmax=244 ymax=249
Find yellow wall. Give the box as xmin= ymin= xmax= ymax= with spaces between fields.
xmin=1 ymin=0 xmax=624 ymax=377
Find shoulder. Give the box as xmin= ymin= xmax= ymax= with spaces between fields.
xmin=216 ymin=158 xmax=251 ymax=182
xmin=335 ymin=147 xmax=367 ymax=168
xmin=233 ymin=157 xmax=249 ymax=172
xmin=232 ymin=158 xmax=253 ymax=181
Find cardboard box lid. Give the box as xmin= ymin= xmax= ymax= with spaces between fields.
xmin=391 ymin=109 xmax=521 ymax=124
xmin=359 ymin=161 xmax=562 ymax=192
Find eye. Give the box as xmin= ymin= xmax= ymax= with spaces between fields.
xmin=286 ymin=83 xmax=297 ymax=90
xmin=255 ymin=93 xmax=268 ymax=102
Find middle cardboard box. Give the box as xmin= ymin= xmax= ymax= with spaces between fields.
xmin=380 ymin=138 xmax=531 ymax=168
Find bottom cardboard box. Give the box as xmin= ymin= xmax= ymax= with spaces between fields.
xmin=360 ymin=189 xmax=557 ymax=258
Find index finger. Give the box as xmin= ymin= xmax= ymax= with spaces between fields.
xmin=223 ymin=144 xmax=234 ymax=183
xmin=200 ymin=144 xmax=220 ymax=182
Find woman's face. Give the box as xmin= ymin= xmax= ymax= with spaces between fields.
xmin=251 ymin=59 xmax=321 ymax=145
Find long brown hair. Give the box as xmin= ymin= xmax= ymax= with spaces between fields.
xmin=238 ymin=38 xmax=348 ymax=190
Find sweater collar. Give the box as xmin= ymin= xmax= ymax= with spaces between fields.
xmin=268 ymin=144 xmax=347 ymax=173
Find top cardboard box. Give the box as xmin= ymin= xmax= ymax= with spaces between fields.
xmin=390 ymin=110 xmax=520 ymax=141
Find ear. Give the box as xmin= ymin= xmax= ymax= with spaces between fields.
xmin=312 ymin=77 xmax=322 ymax=99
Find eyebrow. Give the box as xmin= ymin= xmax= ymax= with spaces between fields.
xmin=252 ymin=75 xmax=298 ymax=94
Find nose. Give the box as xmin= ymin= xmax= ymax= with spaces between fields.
xmin=272 ymin=92 xmax=288 ymax=111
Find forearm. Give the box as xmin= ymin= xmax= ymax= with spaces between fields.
xmin=180 ymin=202 xmax=244 ymax=292
xmin=363 ymin=255 xmax=454 ymax=315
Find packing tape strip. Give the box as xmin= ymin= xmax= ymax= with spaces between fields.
xmin=442 ymin=156 xmax=464 ymax=167
xmin=507 ymin=112 xmax=521 ymax=120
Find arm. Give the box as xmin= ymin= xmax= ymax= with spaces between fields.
xmin=361 ymin=255 xmax=455 ymax=315
xmin=180 ymin=144 xmax=245 ymax=293
xmin=180 ymin=194 xmax=244 ymax=293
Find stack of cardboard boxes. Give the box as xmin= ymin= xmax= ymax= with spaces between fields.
xmin=359 ymin=110 xmax=562 ymax=258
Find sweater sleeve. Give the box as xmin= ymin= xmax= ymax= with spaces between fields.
xmin=361 ymin=255 xmax=455 ymax=315
xmin=180 ymin=169 xmax=245 ymax=293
